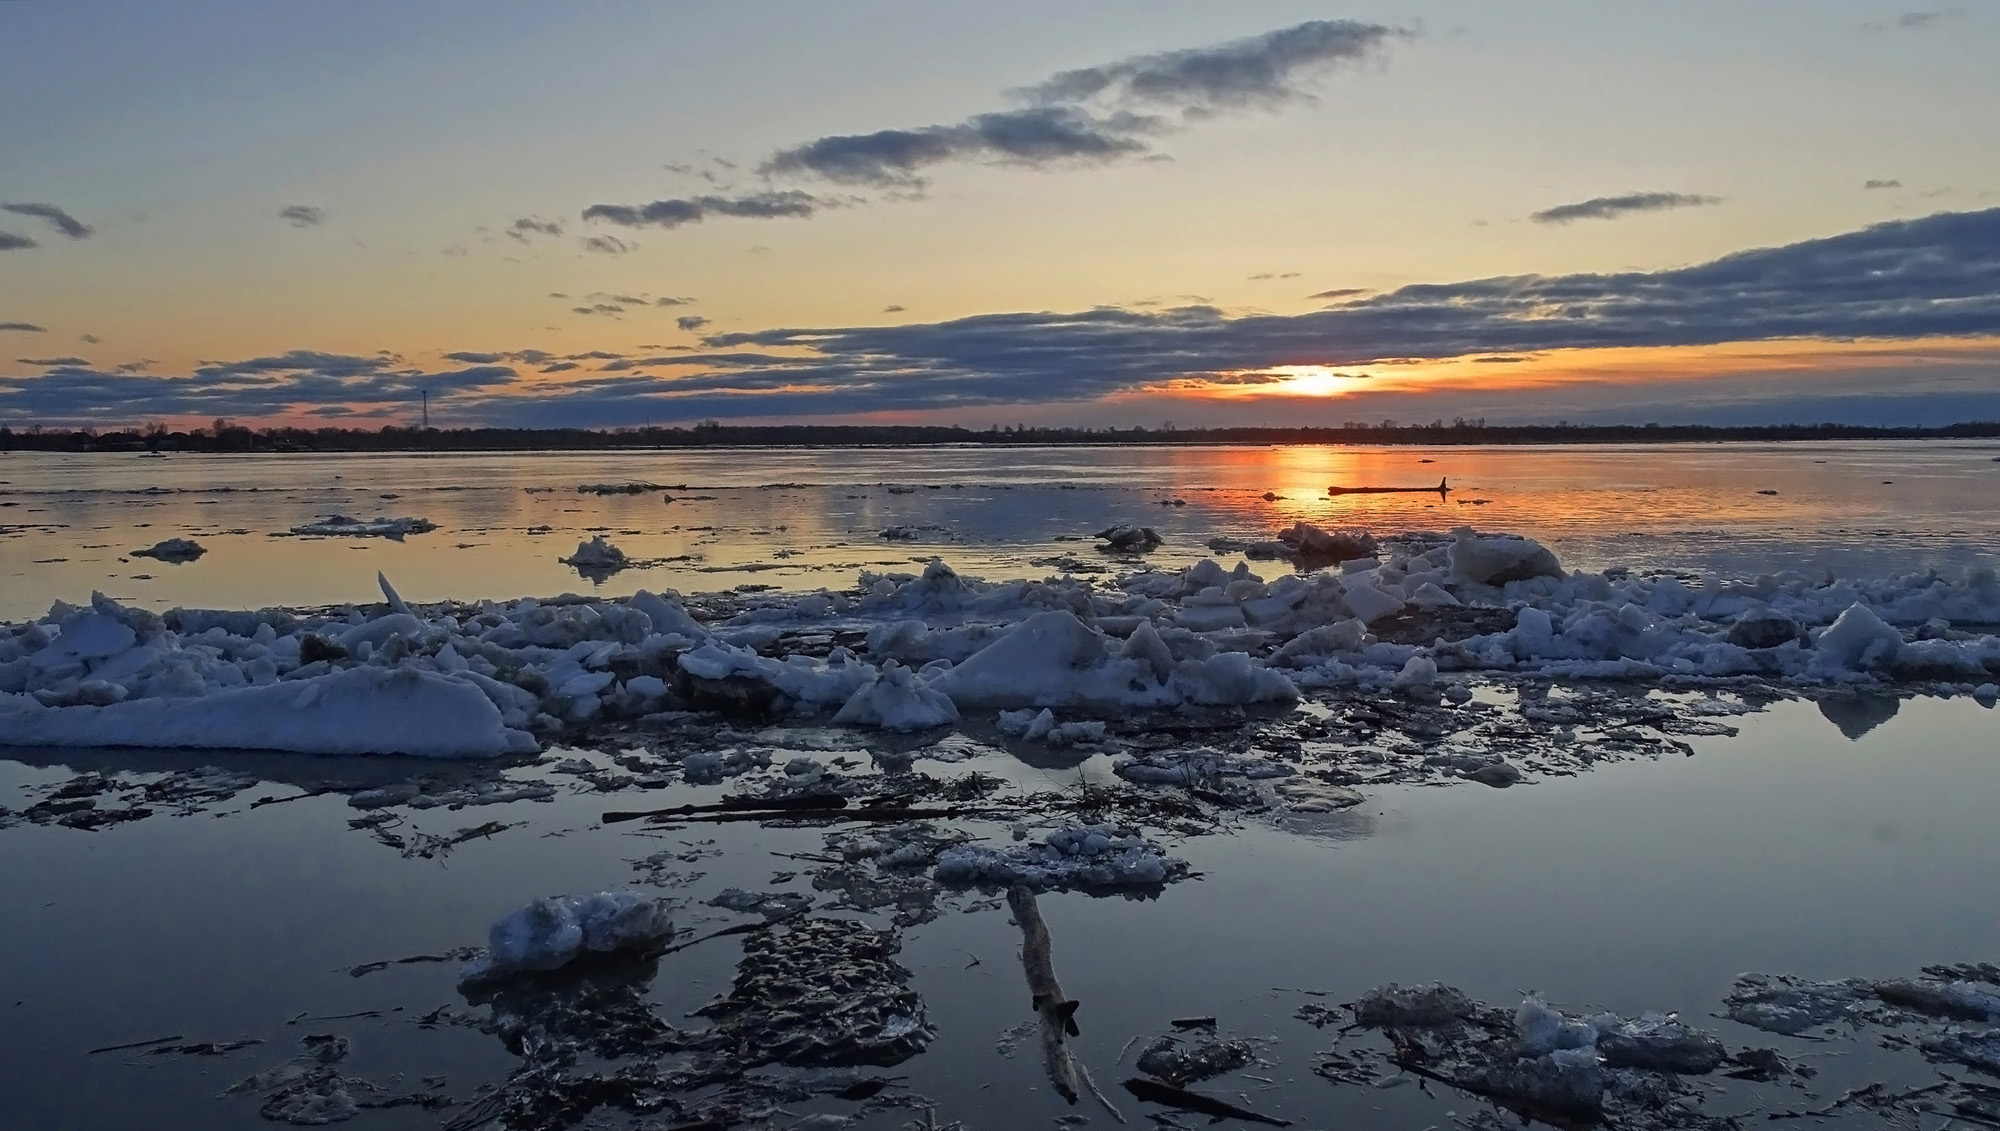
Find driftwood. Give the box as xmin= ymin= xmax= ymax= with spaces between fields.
xmin=1008 ymin=885 xmax=1125 ymax=1123
xmin=1327 ymin=477 xmax=1450 ymax=496
xmin=605 ymin=795 xmax=1004 ymax=826
xmin=1119 ymin=1077 xmax=1291 ymax=1126
xmin=602 ymin=795 xmax=851 ymax=823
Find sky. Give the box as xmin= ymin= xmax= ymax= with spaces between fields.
xmin=3 ymin=0 xmax=1999 ymax=431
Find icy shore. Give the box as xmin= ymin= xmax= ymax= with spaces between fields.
xmin=3 ymin=526 xmax=1997 ymax=757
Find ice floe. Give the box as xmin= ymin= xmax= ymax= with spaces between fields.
xmin=3 ymin=524 xmax=1997 ymax=758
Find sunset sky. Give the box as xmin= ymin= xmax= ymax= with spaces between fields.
xmin=4 ymin=1 xmax=1999 ymax=429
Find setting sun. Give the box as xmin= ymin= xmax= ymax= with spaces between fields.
xmin=1266 ymin=365 xmax=1371 ymax=398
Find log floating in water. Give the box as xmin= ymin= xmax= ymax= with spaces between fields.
xmin=1327 ymin=477 xmax=1451 ymax=495
xmin=1008 ymin=884 xmax=1126 ymax=1123
xmin=1120 ymin=1077 xmax=1292 ymax=1126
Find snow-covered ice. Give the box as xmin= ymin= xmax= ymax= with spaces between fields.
xmin=3 ymin=525 xmax=1996 ymax=758
xmin=459 ymin=891 xmax=673 ymax=985
xmin=130 ymin=537 xmax=206 ymax=562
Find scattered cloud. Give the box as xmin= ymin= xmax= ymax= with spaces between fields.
xmin=79 ymin=333 xmax=101 ymax=344
xmin=0 ymin=231 xmax=37 ymax=251
xmin=581 ymin=234 xmax=635 ymax=255
xmin=656 ymin=296 xmax=695 ymax=307
xmin=884 ymin=305 xmax=906 ymax=313
xmin=1893 ymin=9 xmax=1962 ymax=29
xmin=0 ymin=322 xmax=45 ymax=333
xmin=1865 ymin=179 xmax=1904 ymax=190
xmin=2 ymin=203 xmax=92 ymax=239
xmin=17 ymin=357 xmax=90 ymax=367
xmin=760 ymin=20 xmax=1405 ymax=191
xmin=507 ymin=217 xmax=563 ymax=242
xmin=582 ymin=191 xmax=827 ymax=230
xmin=1308 ymin=287 xmax=1368 ymax=300
xmin=676 ymin=315 xmax=711 ymax=332
xmin=279 ymin=205 xmax=326 ymax=228
xmin=1249 ymin=272 xmax=1301 ymax=281
xmin=573 ymin=303 xmax=625 ymax=316
xmin=1531 ymin=192 xmax=1721 ymax=224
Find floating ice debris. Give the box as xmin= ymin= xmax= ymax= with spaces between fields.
xmin=6 ymin=525 xmax=1999 ymax=760
xmin=1276 ymin=522 xmax=1377 ymax=564
xmin=560 ymin=535 xmax=628 ymax=576
xmin=932 ymin=824 xmax=1187 ymax=890
xmin=1448 ymin=526 xmax=1562 ymax=585
xmin=458 ymin=891 xmax=673 ymax=986
xmin=1114 ymin=748 xmax=1292 ymax=785
xmin=694 ymin=916 xmax=934 ymax=1067
xmin=1136 ymin=1035 xmax=1255 ymax=1085
xmin=997 ymin=707 xmax=1107 ymax=746
xmin=289 ymin=514 xmax=437 ymax=538
xmin=130 ymin=537 xmax=205 ymax=562
xmin=1096 ymin=524 xmax=1162 ymax=553
xmin=576 ymin=482 xmax=666 ymax=494
xmin=831 ymin=661 xmax=959 ymax=731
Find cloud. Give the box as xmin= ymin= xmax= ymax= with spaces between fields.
xmin=0 ymin=351 xmax=518 ymax=424
xmin=761 ymin=108 xmax=1152 ymax=188
xmin=1895 ymin=9 xmax=1961 ymax=29
xmin=0 ymin=322 xmax=45 ymax=332
xmin=1865 ymin=179 xmax=1904 ymax=190
xmin=1531 ymin=192 xmax=1722 ymax=224
xmin=676 ymin=315 xmax=711 ymax=332
xmin=655 ymin=296 xmax=695 ymax=307
xmin=1308 ymin=287 xmax=1369 ymax=299
xmin=507 ymin=217 xmax=563 ymax=242
xmin=1249 ymin=272 xmax=1300 ymax=281
xmin=573 ymin=303 xmax=624 ymax=316
xmin=79 ymin=333 xmax=100 ymax=344
xmin=2 ymin=203 xmax=92 ymax=239
xmin=279 ymin=205 xmax=326 ymax=228
xmin=1018 ymin=19 xmax=1404 ymax=113
xmin=581 ymin=234 xmax=635 ymax=255
xmin=0 ymin=231 xmax=37 ymax=251
xmin=582 ymin=191 xmax=826 ymax=230
xmin=884 ymin=305 xmax=906 ymax=313
xmin=14 ymin=208 xmax=2000 ymax=427
xmin=17 ymin=357 xmax=90 ymax=367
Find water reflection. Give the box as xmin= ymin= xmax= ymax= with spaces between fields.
xmin=4 ymin=440 xmax=1996 ymax=618
xmin=1817 ymin=693 xmax=1902 ymax=740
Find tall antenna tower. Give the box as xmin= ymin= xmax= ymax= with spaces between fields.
xmin=421 ymin=389 xmax=430 ymax=429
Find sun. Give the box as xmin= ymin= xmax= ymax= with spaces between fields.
xmin=1265 ymin=365 xmax=1366 ymax=398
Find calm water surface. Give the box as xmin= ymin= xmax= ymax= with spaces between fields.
xmin=4 ymin=440 xmax=1998 ymax=619
xmin=2 ymin=696 xmax=1996 ymax=1129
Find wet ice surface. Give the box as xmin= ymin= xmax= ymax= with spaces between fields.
xmin=3 ymin=693 xmax=1999 ymax=1130
xmin=4 ymin=440 xmax=1999 ymax=620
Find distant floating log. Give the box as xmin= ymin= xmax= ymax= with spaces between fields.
xmin=1327 ymin=477 xmax=1449 ymax=496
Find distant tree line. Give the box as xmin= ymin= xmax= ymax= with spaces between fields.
xmin=2 ymin=416 xmax=1998 ymax=454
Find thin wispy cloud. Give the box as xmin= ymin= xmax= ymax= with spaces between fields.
xmin=507 ymin=217 xmax=563 ymax=242
xmin=2 ymin=203 xmax=92 ymax=239
xmin=18 ymin=357 xmax=90 ymax=367
xmin=581 ymin=234 xmax=635 ymax=254
xmin=1531 ymin=192 xmax=1721 ymax=224
xmin=582 ymin=191 xmax=826 ymax=231
xmin=583 ymin=20 xmax=1409 ymax=235
xmin=279 ymin=205 xmax=326 ymax=228
xmin=0 ymin=322 xmax=45 ymax=332
xmin=0 ymin=232 xmax=36 ymax=251
xmin=676 ymin=315 xmax=710 ymax=332
xmin=762 ymin=20 xmax=1406 ymax=190
xmin=1865 ymin=179 xmax=1904 ymax=189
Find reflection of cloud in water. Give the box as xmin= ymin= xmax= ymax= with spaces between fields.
xmin=1817 ymin=693 xmax=1902 ymax=740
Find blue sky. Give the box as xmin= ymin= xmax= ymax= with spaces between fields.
xmin=3 ymin=1 xmax=1998 ymax=428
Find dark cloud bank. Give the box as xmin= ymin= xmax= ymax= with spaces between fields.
xmin=8 ymin=208 xmax=2000 ymax=427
